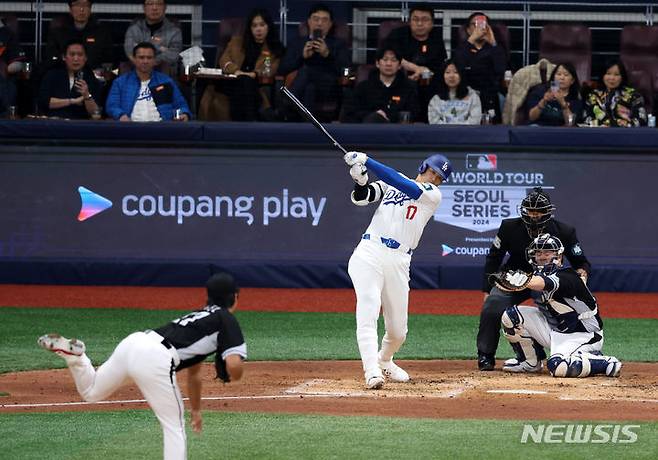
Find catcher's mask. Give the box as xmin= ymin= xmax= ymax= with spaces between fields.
xmin=206 ymin=272 xmax=240 ymax=308
xmin=527 ymin=233 xmax=564 ymax=275
xmin=519 ymin=187 xmax=555 ymax=234
xmin=418 ymin=154 xmax=453 ymax=182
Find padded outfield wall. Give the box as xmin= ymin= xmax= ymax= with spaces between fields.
xmin=0 ymin=121 xmax=657 ymax=291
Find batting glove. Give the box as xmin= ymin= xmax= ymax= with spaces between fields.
xmin=344 ymin=151 xmax=368 ymax=166
xmin=350 ymin=163 xmax=368 ymax=186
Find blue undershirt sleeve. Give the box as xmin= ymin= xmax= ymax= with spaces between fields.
xmin=365 ymin=158 xmax=422 ymax=199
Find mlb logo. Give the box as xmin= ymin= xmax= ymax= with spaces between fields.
xmin=466 ymin=154 xmax=497 ymax=171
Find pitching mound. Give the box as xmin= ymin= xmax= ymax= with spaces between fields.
xmin=1 ymin=360 xmax=657 ymax=420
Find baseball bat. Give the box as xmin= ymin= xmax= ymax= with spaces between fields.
xmin=280 ymin=86 xmax=348 ymax=155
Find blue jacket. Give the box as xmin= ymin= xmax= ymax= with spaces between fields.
xmin=106 ymin=70 xmax=190 ymax=120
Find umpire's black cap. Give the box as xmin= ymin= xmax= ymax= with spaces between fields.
xmin=206 ymin=272 xmax=240 ymax=308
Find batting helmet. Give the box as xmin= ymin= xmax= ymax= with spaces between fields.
xmin=206 ymin=272 xmax=240 ymax=308
xmin=526 ymin=233 xmax=564 ymax=275
xmin=418 ymin=154 xmax=452 ymax=181
xmin=519 ymin=187 xmax=555 ymax=232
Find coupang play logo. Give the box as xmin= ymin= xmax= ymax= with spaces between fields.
xmin=77 ymin=186 xmax=113 ymax=221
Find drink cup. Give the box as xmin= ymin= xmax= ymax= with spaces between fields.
xmin=399 ymin=111 xmax=411 ymax=124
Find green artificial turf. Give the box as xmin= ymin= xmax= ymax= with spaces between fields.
xmin=0 ymin=411 xmax=656 ymax=460
xmin=0 ymin=307 xmax=656 ymax=373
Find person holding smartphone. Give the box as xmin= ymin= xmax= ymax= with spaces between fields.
xmin=454 ymin=12 xmax=507 ymax=123
xmin=39 ymin=39 xmax=102 ymax=119
xmin=277 ymin=3 xmax=351 ymax=122
xmin=526 ymin=62 xmax=583 ymax=126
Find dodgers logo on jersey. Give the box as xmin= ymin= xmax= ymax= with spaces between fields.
xmin=382 ymin=189 xmax=412 ymax=206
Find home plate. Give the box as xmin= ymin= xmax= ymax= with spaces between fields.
xmin=487 ymin=389 xmax=548 ymax=395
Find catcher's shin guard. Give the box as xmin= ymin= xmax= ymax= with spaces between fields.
xmin=501 ymin=307 xmax=545 ymax=365
xmin=548 ymin=352 xmax=622 ymax=378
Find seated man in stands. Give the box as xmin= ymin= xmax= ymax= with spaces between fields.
xmin=454 ymin=12 xmax=507 ymax=123
xmin=124 ymin=0 xmax=182 ymax=76
xmin=44 ymin=0 xmax=113 ymax=72
xmin=106 ymin=42 xmax=190 ymax=122
xmin=0 ymin=16 xmax=25 ymax=117
xmin=277 ymin=3 xmax=350 ymax=122
xmin=38 ymin=39 xmax=102 ymax=119
xmin=382 ymin=3 xmax=447 ymax=122
xmin=341 ymin=47 xmax=419 ymax=123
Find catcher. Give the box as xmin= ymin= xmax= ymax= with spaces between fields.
xmin=491 ymin=233 xmax=621 ymax=377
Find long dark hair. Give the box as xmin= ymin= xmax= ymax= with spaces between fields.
xmin=600 ymin=59 xmax=629 ymax=91
xmin=242 ymin=8 xmax=284 ymax=58
xmin=548 ymin=62 xmax=581 ymax=100
xmin=436 ymin=59 xmax=469 ymax=100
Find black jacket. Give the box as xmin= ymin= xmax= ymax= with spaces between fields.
xmin=277 ymin=34 xmax=350 ymax=77
xmin=483 ymin=217 xmax=591 ymax=291
xmin=38 ymin=66 xmax=102 ymax=119
xmin=44 ymin=16 xmax=113 ymax=69
xmin=453 ymin=40 xmax=506 ymax=111
xmin=341 ymin=69 xmax=419 ymax=123
xmin=382 ymin=26 xmax=447 ymax=75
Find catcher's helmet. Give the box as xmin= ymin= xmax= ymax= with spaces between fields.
xmin=519 ymin=187 xmax=555 ymax=232
xmin=206 ymin=272 xmax=240 ymax=308
xmin=527 ymin=233 xmax=564 ymax=275
xmin=418 ymin=154 xmax=452 ymax=181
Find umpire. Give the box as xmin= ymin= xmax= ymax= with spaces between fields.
xmin=477 ymin=187 xmax=591 ymax=370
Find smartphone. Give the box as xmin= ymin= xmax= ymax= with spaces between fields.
xmin=311 ymin=29 xmax=323 ymax=40
xmin=551 ymin=80 xmax=560 ymax=93
xmin=75 ymin=71 xmax=84 ymax=83
xmin=475 ymin=16 xmax=487 ymax=30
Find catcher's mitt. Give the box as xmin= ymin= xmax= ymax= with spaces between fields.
xmin=489 ymin=269 xmax=532 ymax=292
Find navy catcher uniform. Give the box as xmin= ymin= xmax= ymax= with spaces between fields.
xmin=343 ymin=151 xmax=452 ymax=389
xmin=38 ymin=273 xmax=247 ymax=460
xmin=477 ymin=187 xmax=591 ymax=370
xmin=499 ymin=234 xmax=621 ymax=377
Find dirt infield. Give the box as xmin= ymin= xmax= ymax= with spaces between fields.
xmin=2 ymin=360 xmax=657 ymax=420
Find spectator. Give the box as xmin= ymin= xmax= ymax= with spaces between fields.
xmin=584 ymin=59 xmax=646 ymax=127
xmin=0 ymin=16 xmax=26 ymax=76
xmin=38 ymin=40 xmax=102 ymax=119
xmin=525 ymin=62 xmax=582 ymax=126
xmin=341 ymin=47 xmax=419 ymax=123
xmin=277 ymin=3 xmax=350 ymax=122
xmin=106 ymin=42 xmax=190 ymax=122
xmin=454 ymin=12 xmax=507 ymax=123
xmin=428 ymin=59 xmax=481 ymax=125
xmin=382 ymin=3 xmax=447 ymax=122
xmin=44 ymin=0 xmax=113 ymax=72
xmin=124 ymin=0 xmax=182 ymax=76
xmin=199 ymin=8 xmax=284 ymax=121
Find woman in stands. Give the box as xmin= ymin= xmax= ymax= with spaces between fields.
xmin=584 ymin=59 xmax=646 ymax=127
xmin=526 ymin=62 xmax=582 ymax=126
xmin=199 ymin=8 xmax=284 ymax=121
xmin=428 ymin=59 xmax=482 ymax=125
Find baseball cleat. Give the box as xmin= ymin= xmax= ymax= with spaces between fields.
xmin=38 ymin=334 xmax=85 ymax=357
xmin=378 ymin=359 xmax=410 ymax=383
xmin=478 ymin=353 xmax=495 ymax=371
xmin=503 ymin=358 xmax=542 ymax=373
xmin=365 ymin=369 xmax=385 ymax=390
xmin=605 ymin=358 xmax=622 ymax=377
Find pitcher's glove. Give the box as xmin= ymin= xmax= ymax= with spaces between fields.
xmin=489 ymin=270 xmax=532 ymax=292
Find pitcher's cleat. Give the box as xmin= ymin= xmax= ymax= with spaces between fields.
xmin=38 ymin=334 xmax=86 ymax=356
xmin=379 ymin=359 xmax=410 ymax=382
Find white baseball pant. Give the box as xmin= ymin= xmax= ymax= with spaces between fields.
xmin=64 ymin=331 xmax=186 ymax=460
xmin=348 ymin=239 xmax=411 ymax=377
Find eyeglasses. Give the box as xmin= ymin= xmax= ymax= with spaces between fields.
xmin=411 ymin=16 xmax=432 ymax=23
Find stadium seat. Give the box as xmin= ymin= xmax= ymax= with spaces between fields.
xmin=628 ymin=68 xmax=654 ymax=114
xmin=377 ymin=20 xmax=405 ymax=49
xmin=538 ymin=23 xmax=591 ymax=83
xmin=620 ymin=25 xmax=658 ymax=103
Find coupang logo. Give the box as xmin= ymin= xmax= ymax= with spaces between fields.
xmin=77 ymin=186 xmax=113 ymax=221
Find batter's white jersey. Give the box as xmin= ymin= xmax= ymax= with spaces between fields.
xmin=364 ymin=178 xmax=443 ymax=250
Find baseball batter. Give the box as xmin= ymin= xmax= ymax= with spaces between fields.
xmin=498 ymin=234 xmax=621 ymax=377
xmin=343 ymin=151 xmax=452 ymax=389
xmin=38 ymin=272 xmax=247 ymax=460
